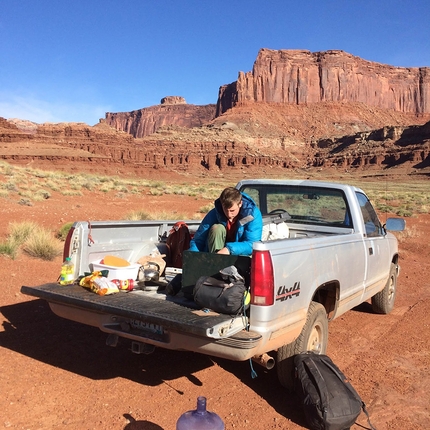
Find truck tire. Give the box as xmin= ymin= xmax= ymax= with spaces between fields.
xmin=276 ymin=301 xmax=328 ymax=390
xmin=371 ymin=262 xmax=397 ymax=314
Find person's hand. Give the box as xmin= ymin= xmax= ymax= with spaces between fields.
xmin=217 ymin=247 xmax=230 ymax=255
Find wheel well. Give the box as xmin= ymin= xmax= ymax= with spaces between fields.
xmin=391 ymin=254 xmax=400 ymax=275
xmin=312 ymin=281 xmax=339 ymax=321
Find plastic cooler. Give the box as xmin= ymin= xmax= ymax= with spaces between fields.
xmin=91 ymin=260 xmax=140 ymax=281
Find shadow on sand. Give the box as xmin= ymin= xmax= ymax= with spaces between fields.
xmin=0 ymin=298 xmax=307 ymax=429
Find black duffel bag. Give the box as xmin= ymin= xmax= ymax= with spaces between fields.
xmin=193 ymin=272 xmax=247 ymax=315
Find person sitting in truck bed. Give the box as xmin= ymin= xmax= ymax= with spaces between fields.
xmin=189 ymin=187 xmax=263 ymax=256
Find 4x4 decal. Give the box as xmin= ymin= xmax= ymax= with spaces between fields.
xmin=276 ymin=282 xmax=301 ymax=302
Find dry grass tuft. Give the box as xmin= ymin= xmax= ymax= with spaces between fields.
xmin=22 ymin=226 xmax=62 ymax=261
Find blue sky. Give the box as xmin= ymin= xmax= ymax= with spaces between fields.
xmin=1 ymin=0 xmax=429 ymax=125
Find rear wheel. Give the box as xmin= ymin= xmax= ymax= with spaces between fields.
xmin=371 ymin=263 xmax=397 ymax=314
xmin=277 ymin=301 xmax=328 ymax=390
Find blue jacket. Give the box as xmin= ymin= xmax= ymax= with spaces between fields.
xmin=189 ymin=192 xmax=263 ymax=256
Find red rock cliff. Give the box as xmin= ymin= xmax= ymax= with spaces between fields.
xmin=217 ymin=49 xmax=430 ymax=115
xmin=105 ymin=97 xmax=216 ymax=138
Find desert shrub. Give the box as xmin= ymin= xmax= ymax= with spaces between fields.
xmin=172 ymin=187 xmax=189 ymax=195
xmin=70 ymin=182 xmax=84 ymax=190
xmin=148 ymin=188 xmax=164 ymax=196
xmin=151 ymin=181 xmax=165 ymax=189
xmin=125 ymin=210 xmax=152 ymax=220
xmin=56 ymin=222 xmax=74 ymax=241
xmin=395 ymin=208 xmax=413 ymax=217
xmin=152 ymin=210 xmax=190 ymax=220
xmin=18 ymin=190 xmax=33 ymax=199
xmin=18 ymin=198 xmax=33 ymax=206
xmin=44 ymin=180 xmax=61 ymax=191
xmin=31 ymin=169 xmax=49 ymax=178
xmin=198 ymin=203 xmax=213 ymax=213
xmin=22 ymin=226 xmax=62 ymax=261
xmin=9 ymin=221 xmax=38 ymax=245
xmin=129 ymin=187 xmax=141 ymax=194
xmin=416 ymin=204 xmax=429 ymax=214
xmin=82 ymin=180 xmax=96 ymax=191
xmin=1 ymin=163 xmax=14 ymax=176
xmin=100 ymin=183 xmax=115 ymax=193
xmin=375 ymin=203 xmax=394 ymax=213
xmin=61 ymin=189 xmax=83 ymax=196
xmin=0 ymin=239 xmax=19 ymax=259
xmin=124 ymin=210 xmax=194 ymax=220
xmin=33 ymin=189 xmax=51 ymax=201
xmin=3 ymin=181 xmax=19 ymax=192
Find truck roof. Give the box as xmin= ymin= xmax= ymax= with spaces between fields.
xmin=236 ymin=178 xmax=364 ymax=194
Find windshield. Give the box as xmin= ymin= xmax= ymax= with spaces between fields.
xmin=240 ymin=184 xmax=352 ymax=228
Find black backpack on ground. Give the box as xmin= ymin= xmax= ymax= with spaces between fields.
xmin=294 ymin=352 xmax=376 ymax=430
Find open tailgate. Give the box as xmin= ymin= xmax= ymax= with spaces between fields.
xmin=21 ymin=283 xmax=246 ymax=339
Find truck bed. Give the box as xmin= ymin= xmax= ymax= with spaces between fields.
xmin=20 ymin=283 xmax=245 ymax=339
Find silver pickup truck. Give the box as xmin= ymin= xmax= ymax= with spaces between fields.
xmin=21 ymin=179 xmax=405 ymax=388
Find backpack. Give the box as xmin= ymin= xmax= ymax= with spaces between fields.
xmin=294 ymin=352 xmax=376 ymax=430
xmin=166 ymin=221 xmax=191 ymax=268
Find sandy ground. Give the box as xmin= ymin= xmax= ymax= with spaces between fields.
xmin=0 ymin=186 xmax=429 ymax=429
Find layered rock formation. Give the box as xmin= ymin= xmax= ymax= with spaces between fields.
xmin=2 ymin=115 xmax=429 ymax=176
xmin=217 ymin=49 xmax=430 ymax=115
xmin=105 ymin=97 xmax=216 ymax=138
xmin=313 ymin=121 xmax=430 ymax=170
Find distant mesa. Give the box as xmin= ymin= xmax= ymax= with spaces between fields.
xmin=106 ymin=49 xmax=430 ymax=139
xmin=160 ymin=96 xmax=187 ymax=105
xmin=105 ymin=96 xmax=216 ymax=138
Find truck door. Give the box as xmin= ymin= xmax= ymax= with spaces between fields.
xmin=356 ymin=192 xmax=391 ymax=296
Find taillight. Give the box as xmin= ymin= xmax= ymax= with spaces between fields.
xmin=250 ymin=250 xmax=274 ymax=306
xmin=63 ymin=226 xmax=75 ymax=261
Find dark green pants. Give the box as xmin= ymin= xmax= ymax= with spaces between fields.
xmin=207 ymin=224 xmax=226 ymax=253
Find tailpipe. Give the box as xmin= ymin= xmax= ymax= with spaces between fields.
xmin=252 ymin=353 xmax=275 ymax=370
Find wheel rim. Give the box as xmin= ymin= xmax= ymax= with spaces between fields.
xmin=307 ymin=324 xmax=323 ymax=353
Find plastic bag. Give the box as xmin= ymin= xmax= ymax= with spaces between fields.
xmin=79 ymin=271 xmax=119 ymax=296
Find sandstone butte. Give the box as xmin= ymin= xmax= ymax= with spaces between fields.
xmin=2 ymin=49 xmax=430 ymax=178
xmin=217 ymin=49 xmax=430 ymax=115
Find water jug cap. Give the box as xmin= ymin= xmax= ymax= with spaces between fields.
xmin=196 ymin=396 xmax=207 ymax=413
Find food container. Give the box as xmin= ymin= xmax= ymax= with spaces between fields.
xmin=91 ymin=260 xmax=140 ymax=281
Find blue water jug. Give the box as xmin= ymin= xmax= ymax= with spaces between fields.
xmin=176 ymin=396 xmax=225 ymax=430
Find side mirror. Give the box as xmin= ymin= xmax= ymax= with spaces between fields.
xmin=384 ymin=218 xmax=406 ymax=232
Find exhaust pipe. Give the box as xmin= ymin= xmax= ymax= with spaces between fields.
xmin=252 ymin=353 xmax=275 ymax=370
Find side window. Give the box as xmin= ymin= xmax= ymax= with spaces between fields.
xmin=356 ymin=192 xmax=382 ymax=237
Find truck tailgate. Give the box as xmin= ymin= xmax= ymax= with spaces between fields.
xmin=21 ymin=284 xmax=244 ymax=339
